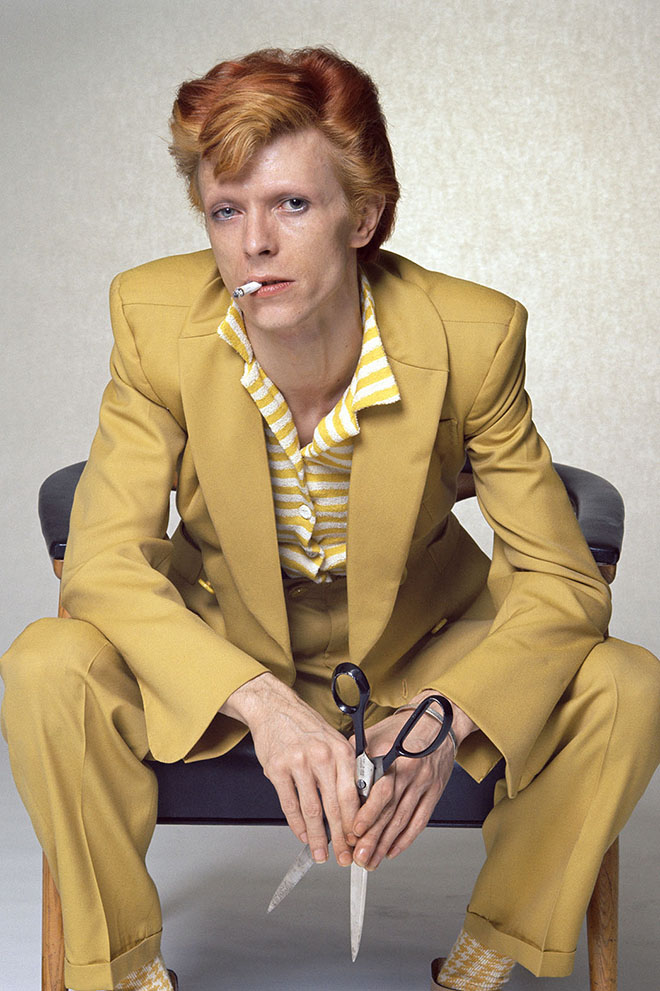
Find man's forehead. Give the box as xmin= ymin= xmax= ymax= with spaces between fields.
xmin=199 ymin=129 xmax=342 ymax=198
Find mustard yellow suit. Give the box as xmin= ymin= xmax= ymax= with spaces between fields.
xmin=2 ymin=248 xmax=659 ymax=988
xmin=66 ymin=249 xmax=612 ymax=773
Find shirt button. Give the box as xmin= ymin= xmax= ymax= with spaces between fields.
xmin=289 ymin=585 xmax=306 ymax=598
xmin=299 ymin=504 xmax=313 ymax=520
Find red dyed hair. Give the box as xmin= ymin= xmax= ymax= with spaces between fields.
xmin=169 ymin=47 xmax=399 ymax=261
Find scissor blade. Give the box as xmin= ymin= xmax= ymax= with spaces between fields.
xmin=267 ymin=844 xmax=315 ymax=913
xmin=350 ymin=862 xmax=369 ymax=961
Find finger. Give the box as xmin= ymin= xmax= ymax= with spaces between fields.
xmin=352 ymin=774 xmax=402 ymax=868
xmin=383 ymin=792 xmax=440 ymax=859
xmin=336 ymin=756 xmax=362 ymax=856
xmin=268 ymin=751 xmax=330 ymax=861
xmin=316 ymin=778 xmax=352 ymax=866
xmin=313 ymin=756 xmax=352 ymax=865
xmin=355 ymin=795 xmax=419 ymax=868
xmin=293 ymin=770 xmax=329 ymax=863
xmin=355 ymin=754 xmax=448 ymax=868
xmin=269 ymin=772 xmax=310 ymax=846
xmin=375 ymin=758 xmax=452 ymax=863
xmin=341 ymin=733 xmax=359 ymax=844
xmin=307 ymin=734 xmax=358 ymax=865
xmin=352 ymin=771 xmax=397 ymax=838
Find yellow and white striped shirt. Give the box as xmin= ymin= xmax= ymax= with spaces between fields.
xmin=217 ymin=276 xmax=400 ymax=582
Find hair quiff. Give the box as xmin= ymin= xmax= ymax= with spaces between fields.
xmin=169 ymin=47 xmax=399 ymax=261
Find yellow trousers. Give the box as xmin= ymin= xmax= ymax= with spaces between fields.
xmin=1 ymin=577 xmax=659 ymax=989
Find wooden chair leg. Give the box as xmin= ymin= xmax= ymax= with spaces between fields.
xmin=587 ymin=837 xmax=619 ymax=991
xmin=42 ymin=853 xmax=66 ymax=991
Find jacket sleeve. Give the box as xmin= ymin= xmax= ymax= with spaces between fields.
xmin=427 ymin=300 xmax=612 ymax=796
xmin=60 ymin=274 xmax=269 ymax=762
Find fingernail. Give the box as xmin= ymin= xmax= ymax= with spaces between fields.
xmin=355 ymin=847 xmax=368 ymax=866
xmin=339 ymin=850 xmax=352 ymax=866
xmin=387 ymin=847 xmax=400 ymax=859
xmin=347 ymin=832 xmax=357 ymax=846
xmin=313 ymin=848 xmax=328 ymax=864
xmin=300 ymin=831 xmax=308 ymax=843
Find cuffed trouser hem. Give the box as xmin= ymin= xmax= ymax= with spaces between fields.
xmin=463 ymin=912 xmax=575 ymax=978
xmin=64 ymin=931 xmax=162 ymax=991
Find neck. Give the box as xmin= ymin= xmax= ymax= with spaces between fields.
xmin=244 ymin=273 xmax=364 ymax=442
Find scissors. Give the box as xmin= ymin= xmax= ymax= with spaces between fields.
xmin=268 ymin=661 xmax=453 ymax=961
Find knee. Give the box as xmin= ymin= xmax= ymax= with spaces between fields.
xmin=1 ymin=617 xmax=110 ymax=738
xmin=585 ymin=636 xmax=660 ymax=743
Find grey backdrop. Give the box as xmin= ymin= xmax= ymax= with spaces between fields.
xmin=1 ymin=1 xmax=658 ymax=988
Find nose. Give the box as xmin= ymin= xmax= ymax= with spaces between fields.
xmin=243 ymin=208 xmax=277 ymax=257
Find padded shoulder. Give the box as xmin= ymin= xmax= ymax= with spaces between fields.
xmin=112 ymin=249 xmax=220 ymax=307
xmin=373 ymin=250 xmax=518 ymax=326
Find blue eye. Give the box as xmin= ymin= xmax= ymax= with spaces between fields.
xmin=282 ymin=198 xmax=307 ymax=213
xmin=213 ymin=206 xmax=237 ymax=221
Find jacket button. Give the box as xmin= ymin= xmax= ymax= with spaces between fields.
xmin=289 ymin=585 xmax=306 ymax=599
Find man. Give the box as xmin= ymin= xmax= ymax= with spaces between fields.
xmin=2 ymin=47 xmax=659 ymax=991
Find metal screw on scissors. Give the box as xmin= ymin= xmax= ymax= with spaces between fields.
xmin=267 ymin=661 xmax=453 ymax=963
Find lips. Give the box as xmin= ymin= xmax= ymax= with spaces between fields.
xmin=250 ymin=279 xmax=293 ymax=297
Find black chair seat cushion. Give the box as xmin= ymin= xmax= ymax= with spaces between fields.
xmin=150 ymin=736 xmax=503 ymax=827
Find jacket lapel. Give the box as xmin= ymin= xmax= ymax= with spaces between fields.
xmin=178 ymin=271 xmax=291 ymax=658
xmin=347 ymin=268 xmax=449 ymax=663
xmin=177 ymin=261 xmax=450 ymax=667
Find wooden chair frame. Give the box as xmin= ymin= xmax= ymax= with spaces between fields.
xmin=37 ymin=463 xmax=622 ymax=990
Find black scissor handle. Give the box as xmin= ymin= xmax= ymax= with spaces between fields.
xmin=382 ymin=695 xmax=453 ymax=774
xmin=331 ymin=662 xmax=370 ymax=757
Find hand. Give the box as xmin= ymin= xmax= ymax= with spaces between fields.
xmin=350 ymin=696 xmax=476 ymax=870
xmin=220 ymin=673 xmax=359 ymax=867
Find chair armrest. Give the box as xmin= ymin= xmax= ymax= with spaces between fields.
xmin=38 ymin=461 xmax=86 ymax=560
xmin=553 ymin=463 xmax=624 ymax=566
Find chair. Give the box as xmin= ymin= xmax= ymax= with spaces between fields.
xmin=37 ymin=459 xmax=624 ymax=991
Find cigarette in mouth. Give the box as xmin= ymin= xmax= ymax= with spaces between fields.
xmin=232 ymin=281 xmax=262 ymax=298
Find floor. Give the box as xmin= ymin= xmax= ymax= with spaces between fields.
xmin=2 ymin=744 xmax=658 ymax=990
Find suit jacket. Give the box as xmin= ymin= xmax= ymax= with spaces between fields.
xmin=60 ymin=249 xmax=611 ymax=796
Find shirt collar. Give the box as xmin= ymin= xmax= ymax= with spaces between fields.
xmin=218 ymin=273 xmax=390 ymax=374
xmin=216 ymin=273 xmax=400 ymax=447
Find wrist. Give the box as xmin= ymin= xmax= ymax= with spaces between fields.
xmin=219 ymin=671 xmax=284 ymax=726
xmin=405 ymin=691 xmax=478 ymax=748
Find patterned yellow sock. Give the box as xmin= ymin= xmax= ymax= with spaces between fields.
xmin=114 ymin=954 xmax=173 ymax=991
xmin=438 ymin=930 xmax=515 ymax=990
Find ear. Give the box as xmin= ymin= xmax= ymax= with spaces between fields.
xmin=350 ymin=196 xmax=386 ymax=249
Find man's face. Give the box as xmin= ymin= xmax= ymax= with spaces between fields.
xmin=198 ymin=128 xmax=377 ymax=338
